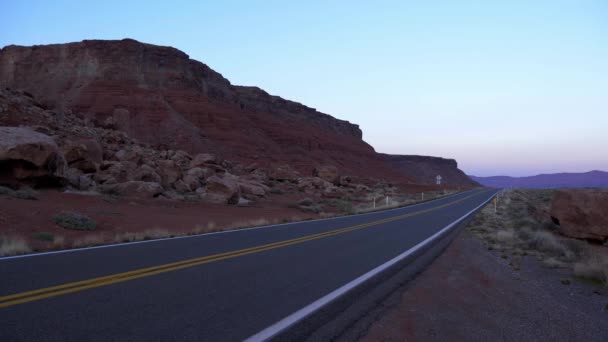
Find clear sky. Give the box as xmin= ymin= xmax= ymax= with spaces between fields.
xmin=1 ymin=1 xmax=607 ymax=176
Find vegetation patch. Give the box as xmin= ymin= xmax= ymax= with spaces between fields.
xmin=0 ymin=236 xmax=31 ymax=256
xmin=0 ymin=186 xmax=38 ymax=200
xmin=33 ymin=231 xmax=55 ymax=242
xmin=53 ymin=211 xmax=97 ymax=231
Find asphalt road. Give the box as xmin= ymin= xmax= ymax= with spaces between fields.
xmin=0 ymin=188 xmax=496 ymax=341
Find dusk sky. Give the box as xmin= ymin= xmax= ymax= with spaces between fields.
xmin=1 ymin=1 xmax=607 ymax=177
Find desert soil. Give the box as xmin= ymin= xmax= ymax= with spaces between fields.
xmin=358 ymin=229 xmax=608 ymax=341
xmin=0 ymin=190 xmax=316 ymax=252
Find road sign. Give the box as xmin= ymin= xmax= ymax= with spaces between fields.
xmin=436 ymin=175 xmax=442 ymax=185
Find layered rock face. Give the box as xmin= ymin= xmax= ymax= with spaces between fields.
xmin=381 ymin=154 xmax=479 ymax=187
xmin=0 ymin=39 xmax=476 ymax=187
xmin=0 ymin=39 xmax=405 ymax=181
xmin=550 ymin=189 xmax=608 ymax=242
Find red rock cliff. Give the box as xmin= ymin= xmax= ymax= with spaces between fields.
xmin=0 ymin=39 xmax=398 ymax=178
xmin=0 ymin=39 xmax=475 ymax=186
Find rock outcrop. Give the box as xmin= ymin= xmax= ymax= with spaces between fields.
xmin=0 ymin=39 xmax=406 ymax=181
xmin=381 ymin=154 xmax=479 ymax=187
xmin=0 ymin=39 xmax=478 ymax=193
xmin=550 ymin=189 xmax=608 ymax=242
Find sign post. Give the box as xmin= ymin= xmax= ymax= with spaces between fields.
xmin=436 ymin=175 xmax=442 ymax=185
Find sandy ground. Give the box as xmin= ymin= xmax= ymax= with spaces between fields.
xmin=0 ymin=190 xmax=316 ymax=252
xmin=359 ymin=230 xmax=608 ymax=342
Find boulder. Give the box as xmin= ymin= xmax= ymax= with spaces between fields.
xmin=239 ymin=180 xmax=268 ymax=197
xmin=550 ymin=189 xmax=608 ymax=242
xmin=132 ymin=164 xmax=162 ymax=183
xmin=268 ymin=164 xmax=300 ymax=182
xmin=190 ymin=153 xmax=217 ymax=167
xmin=0 ymin=127 xmax=66 ymax=185
xmin=104 ymin=160 xmax=137 ymax=182
xmin=157 ymin=159 xmax=181 ymax=187
xmin=182 ymin=167 xmax=210 ymax=190
xmin=170 ymin=150 xmax=192 ymax=169
xmin=202 ymin=175 xmax=240 ymax=204
xmin=173 ymin=179 xmax=191 ymax=193
xmin=114 ymin=148 xmax=142 ymax=164
xmin=63 ymin=139 xmax=103 ymax=173
xmin=99 ymin=181 xmax=163 ymax=198
xmin=313 ymin=165 xmax=339 ymax=183
xmin=65 ymin=167 xmax=96 ymax=190
xmin=298 ymin=177 xmax=336 ymax=195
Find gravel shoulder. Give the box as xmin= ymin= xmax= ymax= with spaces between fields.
xmin=358 ymin=229 xmax=608 ymax=341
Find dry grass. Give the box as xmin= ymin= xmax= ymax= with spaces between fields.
xmin=114 ymin=228 xmax=172 ymax=243
xmin=0 ymin=236 xmax=32 ymax=256
xmin=573 ymin=252 xmax=608 ymax=285
xmin=52 ymin=235 xmax=66 ymax=249
xmin=72 ymin=234 xmax=106 ymax=248
xmin=467 ymin=189 xmax=607 ymax=287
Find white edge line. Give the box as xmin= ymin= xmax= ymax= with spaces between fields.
xmin=244 ymin=190 xmax=496 ymax=342
xmin=0 ymin=189 xmax=479 ymax=261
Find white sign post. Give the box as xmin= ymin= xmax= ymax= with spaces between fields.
xmin=436 ymin=175 xmax=442 ymax=185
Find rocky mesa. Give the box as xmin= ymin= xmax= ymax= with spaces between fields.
xmin=0 ymin=39 xmax=476 ymax=194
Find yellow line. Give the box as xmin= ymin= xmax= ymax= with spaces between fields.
xmin=0 ymin=190 xmax=488 ymax=309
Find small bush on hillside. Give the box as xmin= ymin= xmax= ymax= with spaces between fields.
xmin=53 ymin=211 xmax=97 ymax=231
xmin=298 ymin=198 xmax=314 ymax=206
xmin=0 ymin=186 xmax=16 ymax=196
xmin=14 ymin=187 xmax=38 ymax=200
xmin=573 ymin=253 xmax=608 ymax=286
xmin=0 ymin=186 xmax=38 ymax=200
xmin=33 ymin=232 xmax=55 ymax=242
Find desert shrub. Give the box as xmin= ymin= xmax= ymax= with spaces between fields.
xmin=53 ymin=211 xmax=97 ymax=231
xmin=528 ymin=230 xmax=575 ymax=260
xmin=13 ymin=187 xmax=38 ymax=200
xmin=270 ymin=187 xmax=284 ymax=194
xmin=298 ymin=198 xmax=314 ymax=206
xmin=0 ymin=236 xmax=31 ymax=256
xmin=516 ymin=227 xmax=533 ymax=241
xmin=335 ymin=199 xmax=354 ymax=215
xmin=33 ymin=232 xmax=55 ymax=242
xmin=0 ymin=186 xmax=16 ymax=196
xmin=495 ymin=230 xmax=516 ymax=244
xmin=0 ymin=186 xmax=38 ymax=200
xmin=573 ymin=253 xmax=608 ymax=285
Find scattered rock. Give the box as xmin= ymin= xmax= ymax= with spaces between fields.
xmin=268 ymin=164 xmax=300 ymax=182
xmin=238 ymin=180 xmax=268 ymax=197
xmin=190 ymin=153 xmax=217 ymax=167
xmin=313 ymin=165 xmax=339 ymax=183
xmin=156 ymin=160 xmax=181 ymax=187
xmin=62 ymin=138 xmax=102 ymax=173
xmin=132 ymin=164 xmax=162 ymax=183
xmin=99 ymin=181 xmax=163 ymax=198
xmin=202 ymin=175 xmax=240 ymax=204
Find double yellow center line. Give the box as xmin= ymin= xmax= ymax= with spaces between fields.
xmin=0 ymin=190 xmax=487 ymax=309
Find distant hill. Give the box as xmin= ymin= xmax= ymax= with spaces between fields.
xmin=470 ymin=170 xmax=608 ymax=188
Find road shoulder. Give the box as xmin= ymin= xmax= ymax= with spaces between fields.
xmin=354 ymin=229 xmax=608 ymax=341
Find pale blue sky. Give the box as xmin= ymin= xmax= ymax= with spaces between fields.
xmin=1 ymin=1 xmax=607 ymax=176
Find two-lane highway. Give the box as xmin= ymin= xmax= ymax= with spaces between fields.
xmin=0 ymin=188 xmax=496 ymax=341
